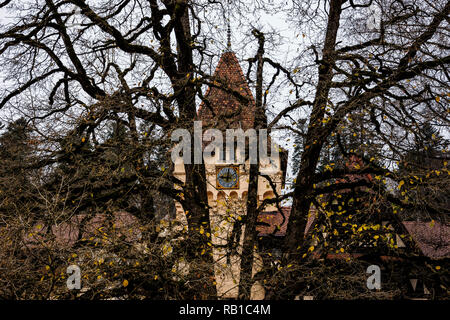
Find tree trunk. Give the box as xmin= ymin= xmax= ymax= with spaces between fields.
xmin=238 ymin=29 xmax=266 ymax=299
xmin=183 ymin=162 xmax=217 ymax=299
xmin=284 ymin=0 xmax=344 ymax=256
xmin=171 ymin=0 xmax=217 ymax=299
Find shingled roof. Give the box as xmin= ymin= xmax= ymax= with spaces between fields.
xmin=198 ymin=51 xmax=255 ymax=130
xmin=403 ymin=221 xmax=450 ymax=259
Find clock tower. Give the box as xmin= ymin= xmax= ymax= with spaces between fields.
xmin=173 ymin=50 xmax=288 ymax=299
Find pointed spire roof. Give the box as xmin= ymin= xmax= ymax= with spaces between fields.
xmin=198 ymin=51 xmax=255 ymax=130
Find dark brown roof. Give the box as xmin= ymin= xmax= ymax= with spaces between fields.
xmin=256 ymin=208 xmax=290 ymax=237
xmin=198 ymin=51 xmax=255 ymax=130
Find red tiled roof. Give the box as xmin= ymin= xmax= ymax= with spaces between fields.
xmin=256 ymin=208 xmax=290 ymax=237
xmin=198 ymin=51 xmax=255 ymax=130
xmin=336 ymin=154 xmax=374 ymax=186
xmin=256 ymin=206 xmax=316 ymax=237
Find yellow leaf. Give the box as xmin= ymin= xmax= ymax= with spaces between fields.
xmin=435 ymin=96 xmax=440 ymax=102
xmin=398 ymin=180 xmax=405 ymax=189
xmin=123 ymin=279 xmax=129 ymax=287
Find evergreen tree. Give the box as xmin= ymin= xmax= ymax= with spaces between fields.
xmin=0 ymin=118 xmax=33 ymax=216
xmin=291 ymin=124 xmax=304 ymax=176
xmin=399 ymin=122 xmax=449 ymax=221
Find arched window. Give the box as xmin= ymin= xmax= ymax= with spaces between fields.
xmin=217 ymin=191 xmax=226 ymax=206
xmin=207 ymin=191 xmax=214 ymax=203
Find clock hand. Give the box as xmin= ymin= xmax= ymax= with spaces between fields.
xmin=223 ymin=172 xmax=231 ymax=182
xmin=220 ymin=170 xmax=233 ymax=183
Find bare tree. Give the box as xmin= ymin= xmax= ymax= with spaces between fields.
xmin=0 ymin=0 xmax=448 ymax=300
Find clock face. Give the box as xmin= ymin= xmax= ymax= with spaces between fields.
xmin=216 ymin=166 xmax=239 ymax=189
